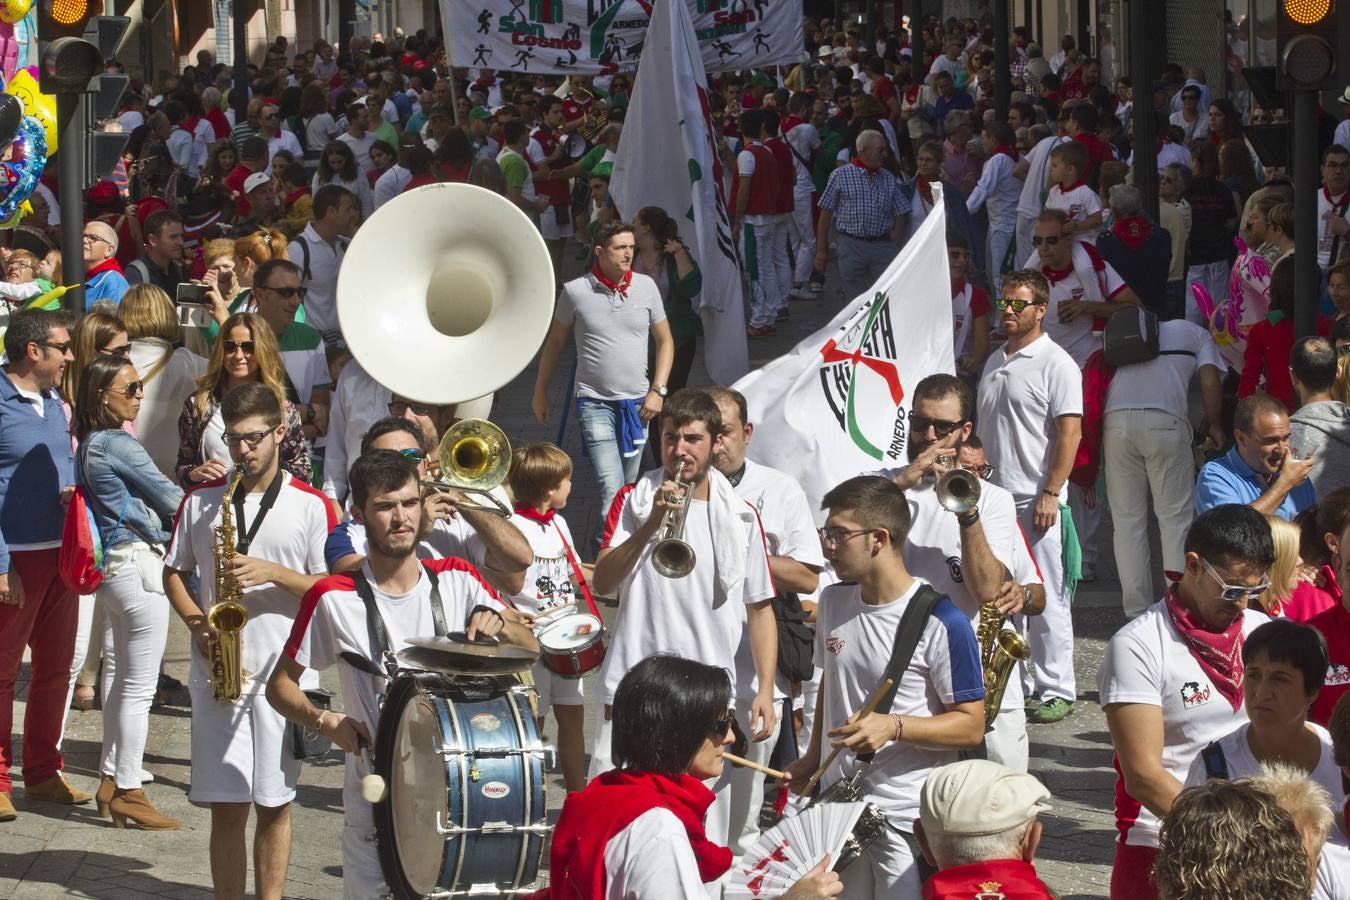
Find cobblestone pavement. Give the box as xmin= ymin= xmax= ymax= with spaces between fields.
xmin=0 ymin=249 xmax=1141 ymax=898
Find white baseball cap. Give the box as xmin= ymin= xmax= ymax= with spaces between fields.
xmin=243 ymin=172 xmax=272 ymax=193
xmin=919 ymin=760 xmax=1052 ymax=837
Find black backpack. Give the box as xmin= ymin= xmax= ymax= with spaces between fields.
xmin=1102 ymin=307 xmax=1160 ymax=367
xmin=771 ymin=593 xmax=815 ymax=683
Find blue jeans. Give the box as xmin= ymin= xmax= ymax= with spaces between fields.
xmin=577 ymin=398 xmax=645 ymax=545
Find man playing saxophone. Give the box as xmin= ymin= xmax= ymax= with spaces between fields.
xmin=886 ymin=374 xmax=1044 ymax=773
xmin=163 ymin=384 xmax=336 ymax=900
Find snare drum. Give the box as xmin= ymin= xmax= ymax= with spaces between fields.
xmin=536 ymin=611 xmax=606 ymax=678
xmin=373 ymin=674 xmax=551 ymax=897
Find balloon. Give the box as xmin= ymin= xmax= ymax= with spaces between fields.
xmin=0 ymin=116 xmax=47 ymax=223
xmin=5 ymin=69 xmax=56 ymax=154
xmin=0 ymin=198 xmax=29 ymax=228
xmin=0 ymin=0 xmax=32 ymax=25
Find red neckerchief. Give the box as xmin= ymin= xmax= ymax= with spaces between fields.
xmin=1042 ymin=263 xmax=1074 ymax=286
xmin=922 ymin=859 xmax=1055 ymax=899
xmin=85 ymin=257 xmax=123 ymax=278
xmin=916 ymin=178 xmax=934 ymax=206
xmin=591 ymin=264 xmax=632 ymax=298
xmin=905 ymin=83 xmax=921 ymax=105
xmin=180 ymin=115 xmax=201 ymax=135
xmin=1163 ymin=584 xmax=1246 ymax=711
xmin=1109 ymin=215 xmax=1152 ymax=251
xmin=1057 ymin=179 xmax=1087 ymax=193
xmin=1323 ymin=186 xmax=1350 ymax=210
xmin=851 ymin=156 xmax=881 ymax=173
xmin=513 ymin=502 xmax=556 ymax=525
xmin=780 ymin=114 xmax=805 ymax=133
xmin=284 ymin=186 xmax=310 ymax=207
xmin=545 ymin=770 xmax=731 ymax=897
xmin=514 ymin=503 xmax=601 ymax=618
xmin=1209 ymin=130 xmax=1223 ymax=145
xmin=991 ymin=143 xmax=1019 ymax=162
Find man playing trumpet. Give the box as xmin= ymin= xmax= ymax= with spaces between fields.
xmin=589 ymin=389 xmax=778 ymax=847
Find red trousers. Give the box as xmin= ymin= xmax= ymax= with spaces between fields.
xmin=0 ymin=548 xmax=77 ymax=792
xmin=1110 ymin=840 xmax=1159 ymax=900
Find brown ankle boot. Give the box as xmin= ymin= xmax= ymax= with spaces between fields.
xmin=0 ymin=792 xmax=15 ymax=822
xmin=24 ymin=775 xmax=92 ymax=805
xmin=108 ymin=788 xmax=180 ymax=830
xmin=95 ymin=776 xmax=116 ymax=818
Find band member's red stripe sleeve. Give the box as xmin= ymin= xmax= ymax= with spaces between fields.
xmin=288 ymin=476 xmax=340 ymax=530
xmin=425 ymin=555 xmax=507 ymax=605
xmin=285 ymin=574 xmax=355 ymax=660
xmin=164 ymin=475 xmax=227 ymax=560
xmin=600 ymin=483 xmax=637 ymax=550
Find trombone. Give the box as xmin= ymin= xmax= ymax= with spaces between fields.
xmin=421 ymin=418 xmax=513 ymax=517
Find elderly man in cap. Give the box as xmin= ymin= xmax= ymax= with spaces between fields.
xmin=914 ymin=760 xmax=1055 ymax=899
xmin=423 ymin=104 xmax=455 ymax=153
xmin=242 ymin=171 xmax=280 ymax=228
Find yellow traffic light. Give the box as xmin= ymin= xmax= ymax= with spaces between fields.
xmin=1284 ymin=0 xmax=1333 ymax=26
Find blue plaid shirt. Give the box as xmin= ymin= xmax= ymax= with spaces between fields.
xmin=819 ymin=163 xmax=911 ymax=239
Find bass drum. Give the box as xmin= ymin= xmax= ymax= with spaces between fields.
xmin=373 ymin=674 xmax=550 ymax=897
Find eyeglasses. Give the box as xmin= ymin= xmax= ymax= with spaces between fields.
xmin=707 ymin=710 xmax=735 ymax=739
xmin=258 ymin=284 xmax=308 ymax=300
xmin=223 ymin=340 xmax=256 ymax=355
xmin=100 ymin=344 xmax=132 ymax=357
xmin=389 ymin=400 xmax=437 ymax=417
xmin=909 ymin=414 xmax=965 ymax=437
xmin=1198 ymin=557 xmax=1271 ymax=602
xmin=397 ymin=448 xmax=426 ymax=462
xmin=222 ymin=428 xmax=274 ymax=449
xmin=37 ymin=340 xmax=72 ymax=354
xmin=8 ymin=261 xmax=34 ymax=270
xmin=1030 ymin=235 xmax=1060 ymax=246
xmin=995 ymin=297 xmax=1045 ymax=313
xmin=82 ymin=233 xmax=110 ymax=245
xmin=963 ymin=463 xmax=995 ymax=479
xmin=817 ymin=526 xmax=874 ymax=546
xmin=110 ymin=380 xmax=144 ymax=399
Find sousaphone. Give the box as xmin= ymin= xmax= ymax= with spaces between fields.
xmin=336 ymin=182 xmax=555 ymax=407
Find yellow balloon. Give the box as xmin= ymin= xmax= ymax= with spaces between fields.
xmin=0 ymin=0 xmax=32 ymax=25
xmin=6 ymin=70 xmax=56 ymax=154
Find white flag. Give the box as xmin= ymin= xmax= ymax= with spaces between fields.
xmin=734 ymin=187 xmax=955 ymax=521
xmin=609 ymin=0 xmax=748 ymax=384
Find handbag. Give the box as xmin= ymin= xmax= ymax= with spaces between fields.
xmin=60 ymin=437 xmax=166 ymax=593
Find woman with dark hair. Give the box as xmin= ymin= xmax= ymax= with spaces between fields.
xmin=1239 ymin=258 xmax=1333 ymax=410
xmin=366 ymin=138 xmax=396 ymax=189
xmin=1207 ymin=98 xmax=1243 ymax=148
xmin=543 ymin=655 xmax=838 ymax=897
xmin=633 ymin=206 xmax=701 ymax=396
xmin=313 ymin=139 xmax=374 ymax=218
xmin=74 ymin=355 xmax=184 ymax=830
xmin=298 ymin=82 xmax=339 ymax=174
xmin=197 ymin=141 xmax=237 ymax=191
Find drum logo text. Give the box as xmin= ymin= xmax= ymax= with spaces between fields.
xmin=482 ymin=781 xmax=511 ymax=799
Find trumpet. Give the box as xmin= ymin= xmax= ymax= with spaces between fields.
xmin=421 ymin=418 xmax=513 ymax=517
xmin=651 ymin=460 xmax=696 ymax=578
xmin=571 ymin=86 xmax=610 ymax=143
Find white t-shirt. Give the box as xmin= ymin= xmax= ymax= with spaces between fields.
xmin=603 ymin=808 xmax=710 ymax=899
xmin=1039 ymin=259 xmax=1128 ymax=366
xmin=1017 ymin=135 xmax=1069 ymax=218
xmin=1314 ymin=843 xmax=1350 ymax=900
xmin=899 ymin=479 xmax=1040 ymax=715
xmin=334 ymin=506 xmax=490 ymax=571
xmin=1317 ymin=186 xmax=1350 ymax=272
xmin=1168 ymin=110 xmax=1208 ymax=143
xmin=977 ymin=333 xmax=1084 ymax=505
xmin=1097 ymin=599 xmax=1269 ymax=848
xmin=1105 ymin=320 xmax=1226 ymax=421
xmin=266 ymin=131 xmax=305 ymax=173
xmin=373 ymin=164 xmax=411 ymax=210
xmin=165 ymin=473 xmax=335 ymax=695
xmin=304 ymin=113 xmax=341 ymax=156
xmin=1045 ymin=182 xmax=1103 ymax=245
xmin=117 ymin=109 xmax=145 ymax=133
xmin=337 ymin=131 xmax=378 ymax=174
xmin=285 ymin=557 xmax=504 ymax=828
xmin=814 ymin=579 xmax=985 ymax=829
xmin=321 ymin=361 xmax=391 ymax=504
xmin=504 ymin=511 xmax=583 ymax=618
xmin=736 ymin=143 xmax=775 ymax=226
xmin=731 ymin=459 xmax=826 ymax=699
xmin=598 ymin=471 xmax=775 ymax=704
xmin=1182 ymin=721 xmax=1348 ymax=838
xmin=784 ymin=121 xmax=822 ymax=196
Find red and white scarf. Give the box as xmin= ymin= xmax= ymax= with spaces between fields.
xmin=1163 ymin=585 xmax=1246 ymax=711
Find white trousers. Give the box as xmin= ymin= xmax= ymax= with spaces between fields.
xmin=838 ymin=820 xmax=921 ymax=899
xmin=59 ymin=592 xmax=101 ymax=750
xmin=97 ymin=546 xmax=170 ymax=789
xmin=1104 ymin=409 xmax=1196 ymax=618
xmin=746 ymin=217 xmax=791 ymax=328
xmin=797 ymin=673 xmax=819 ymax=758
xmin=985 ymin=700 xmax=1030 ymax=773
xmin=1019 ymin=501 xmax=1076 ymax=704
xmin=726 ymin=695 xmax=785 ymax=855
xmin=789 ymin=191 xmax=817 ymax=285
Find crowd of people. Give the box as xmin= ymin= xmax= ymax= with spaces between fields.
xmin=1 ymin=8 xmax=1350 ymax=900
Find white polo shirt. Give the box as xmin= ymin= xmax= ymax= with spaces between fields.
xmin=730 ymin=458 xmax=826 ymax=700
xmin=287 ymin=224 xmax=346 ymax=337
xmin=598 ymin=470 xmax=775 ymax=705
xmin=977 ymin=333 xmax=1084 ymax=507
xmin=1097 ymin=599 xmax=1268 ymax=848
xmin=1104 ymin=320 xmax=1226 ymax=422
xmin=165 ymin=472 xmax=335 ymax=695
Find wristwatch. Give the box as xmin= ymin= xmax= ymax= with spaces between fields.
xmin=652 ymin=384 xmax=669 ymax=398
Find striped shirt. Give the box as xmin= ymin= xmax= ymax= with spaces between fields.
xmin=818 ymin=163 xmax=911 ymax=239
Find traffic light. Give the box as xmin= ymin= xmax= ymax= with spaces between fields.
xmin=1277 ymin=0 xmax=1338 ymax=90
xmin=38 ymin=0 xmax=94 ymax=41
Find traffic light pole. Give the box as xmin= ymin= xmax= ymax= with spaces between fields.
xmin=56 ymin=91 xmax=86 ymax=312
xmin=1294 ymin=88 xmax=1319 ymax=339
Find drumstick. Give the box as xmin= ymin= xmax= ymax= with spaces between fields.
xmin=723 ymin=752 xmax=789 ymax=781
xmin=800 ymin=677 xmax=895 ymax=797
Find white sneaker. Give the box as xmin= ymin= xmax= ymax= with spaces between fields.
xmin=140 ymin=770 xmax=154 ymax=784
xmin=789 ymin=285 xmax=816 ymax=300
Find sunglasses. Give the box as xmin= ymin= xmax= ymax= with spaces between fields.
xmin=259 ymin=284 xmax=308 ymax=300
xmin=1199 ymin=557 xmax=1270 ymax=602
xmin=909 ymin=414 xmax=965 ymax=437
xmin=37 ymin=340 xmax=72 ymax=354
xmin=1030 ymin=235 xmax=1060 ymax=246
xmin=389 ymin=400 xmax=437 ymax=417
xmin=707 ymin=710 xmax=735 ymax=739
xmin=223 ymin=340 xmax=256 ymax=355
xmin=963 ymin=463 xmax=995 ymax=479
xmin=100 ymin=344 xmax=132 ymax=357
xmin=995 ymin=297 xmax=1045 ymax=313
xmin=223 ymin=428 xmax=274 ymax=449
xmin=397 ymin=448 xmax=426 ymax=462
xmin=110 ymin=380 xmax=144 ymax=399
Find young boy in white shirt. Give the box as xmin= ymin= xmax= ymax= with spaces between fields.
xmin=506 ymin=442 xmax=594 ymax=793
xmin=1044 ymin=140 xmax=1102 ymax=246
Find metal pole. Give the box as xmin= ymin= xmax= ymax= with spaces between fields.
xmin=56 ymin=93 xmax=86 ymax=312
xmin=232 ymin=0 xmax=249 ymax=124
xmin=1128 ymin=0 xmax=1157 ymax=223
xmin=1294 ymin=88 xmax=1319 ymax=339
xmin=993 ymin=0 xmax=1010 ymax=122
xmin=910 ymin=6 xmax=924 ymax=85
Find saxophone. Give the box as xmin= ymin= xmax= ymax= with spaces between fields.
xmin=208 ymin=467 xmax=249 ymax=702
xmin=977 ymin=600 xmax=1031 ymax=728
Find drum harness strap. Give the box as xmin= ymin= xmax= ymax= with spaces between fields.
xmin=552 ymin=520 xmax=601 ymax=619
xmin=351 ymin=562 xmax=449 ymax=679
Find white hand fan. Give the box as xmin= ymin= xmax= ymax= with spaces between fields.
xmin=726 ymin=801 xmax=865 ymax=898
